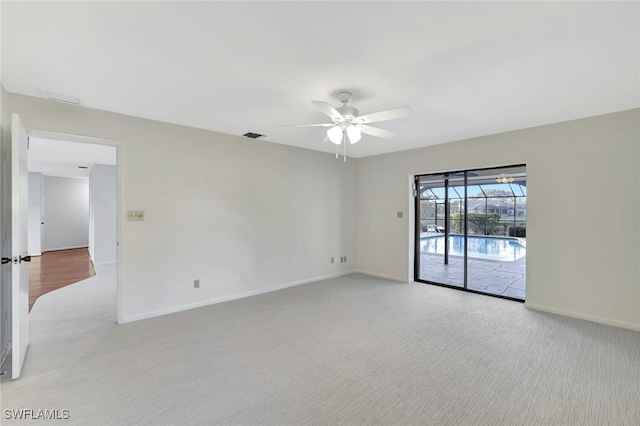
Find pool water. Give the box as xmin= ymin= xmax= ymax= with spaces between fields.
xmin=420 ymin=235 xmax=526 ymax=262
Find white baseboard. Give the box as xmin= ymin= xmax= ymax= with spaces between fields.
xmin=44 ymin=245 xmax=88 ymax=252
xmin=352 ymin=269 xmax=409 ymax=283
xmin=93 ymin=260 xmax=117 ymax=266
xmin=525 ymin=302 xmax=640 ymax=331
xmin=121 ymin=270 xmax=356 ymax=324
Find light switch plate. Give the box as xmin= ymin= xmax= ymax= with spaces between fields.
xmin=127 ymin=210 xmax=145 ymax=221
xmin=397 ymin=211 xmax=404 ymax=219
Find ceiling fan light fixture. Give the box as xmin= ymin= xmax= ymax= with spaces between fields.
xmin=281 ymin=92 xmax=413 ymax=160
xmin=327 ymin=125 xmax=343 ymax=144
xmin=346 ymin=125 xmax=361 ymax=144
xmin=496 ymin=174 xmax=515 ymax=184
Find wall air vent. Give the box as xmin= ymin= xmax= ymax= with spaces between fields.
xmin=41 ymin=90 xmax=80 ymax=105
xmin=243 ymin=132 xmax=265 ymax=139
xmin=77 ymin=166 xmax=88 ymax=169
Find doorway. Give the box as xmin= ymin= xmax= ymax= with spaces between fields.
xmin=415 ymin=164 xmax=527 ymax=301
xmin=27 ymin=136 xmax=118 ymax=311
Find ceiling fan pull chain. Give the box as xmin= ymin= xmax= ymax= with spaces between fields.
xmin=343 ymin=139 xmax=346 ymax=162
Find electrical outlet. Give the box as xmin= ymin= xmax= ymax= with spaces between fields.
xmin=331 ymin=257 xmax=334 ymax=264
xmin=193 ymin=279 xmax=200 ymax=289
xmin=344 ymin=256 xmax=347 ymax=263
xmin=127 ymin=210 xmax=145 ymax=221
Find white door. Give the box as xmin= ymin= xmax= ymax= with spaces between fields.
xmin=0 ymin=120 xmax=12 ymax=372
xmin=40 ymin=182 xmax=45 ymax=252
xmin=11 ymin=114 xmax=29 ymax=379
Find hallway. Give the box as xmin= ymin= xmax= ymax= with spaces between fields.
xmin=28 ymin=248 xmax=95 ymax=311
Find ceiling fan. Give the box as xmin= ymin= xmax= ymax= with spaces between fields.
xmin=281 ymin=91 xmax=413 ymax=147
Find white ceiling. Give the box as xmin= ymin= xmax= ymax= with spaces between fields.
xmin=2 ymin=2 xmax=639 ymax=158
xmin=28 ymin=137 xmax=116 ymax=179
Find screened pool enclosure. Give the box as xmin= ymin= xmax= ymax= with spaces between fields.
xmin=415 ymin=165 xmax=526 ymax=300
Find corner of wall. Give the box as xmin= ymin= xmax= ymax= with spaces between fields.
xmin=1 ymin=85 xmax=9 ymax=134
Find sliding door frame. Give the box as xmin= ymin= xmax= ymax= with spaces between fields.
xmin=414 ymin=164 xmax=526 ymax=302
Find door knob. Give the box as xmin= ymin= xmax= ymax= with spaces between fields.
xmin=1 ymin=258 xmax=10 ymax=265
xmin=19 ymin=255 xmax=31 ymax=263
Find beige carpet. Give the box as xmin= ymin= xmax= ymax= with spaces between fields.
xmin=1 ymin=268 xmax=639 ymax=425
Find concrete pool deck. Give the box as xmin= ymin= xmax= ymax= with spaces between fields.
xmin=418 ymin=253 xmax=526 ymax=300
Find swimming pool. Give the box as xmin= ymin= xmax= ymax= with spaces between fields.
xmin=420 ymin=235 xmax=526 ymax=262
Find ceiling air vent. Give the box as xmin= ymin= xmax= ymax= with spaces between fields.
xmin=243 ymin=132 xmax=265 ymax=139
xmin=41 ymin=90 xmax=80 ymax=105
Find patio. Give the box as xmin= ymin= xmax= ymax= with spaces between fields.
xmin=418 ymin=253 xmax=526 ymax=300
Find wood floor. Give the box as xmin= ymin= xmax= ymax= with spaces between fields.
xmin=28 ymin=248 xmax=96 ymax=311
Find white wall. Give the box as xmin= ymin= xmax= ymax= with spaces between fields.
xmin=8 ymin=93 xmax=356 ymax=322
xmin=89 ymin=164 xmax=117 ymax=265
xmin=27 ymin=172 xmax=43 ymax=256
xmin=43 ymin=176 xmax=89 ymax=251
xmin=355 ymin=109 xmax=640 ymax=330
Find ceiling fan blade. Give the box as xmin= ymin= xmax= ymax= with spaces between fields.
xmin=278 ymin=123 xmax=333 ymax=128
xmin=359 ymin=125 xmax=396 ymax=139
xmin=355 ymin=106 xmax=413 ymax=124
xmin=311 ymin=101 xmax=344 ymax=121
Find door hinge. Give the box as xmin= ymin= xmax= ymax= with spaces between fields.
xmin=412 ymin=182 xmax=418 ymax=198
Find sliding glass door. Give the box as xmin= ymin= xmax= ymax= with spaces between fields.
xmin=417 ymin=173 xmax=465 ymax=288
xmin=415 ymin=165 xmax=526 ymax=301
